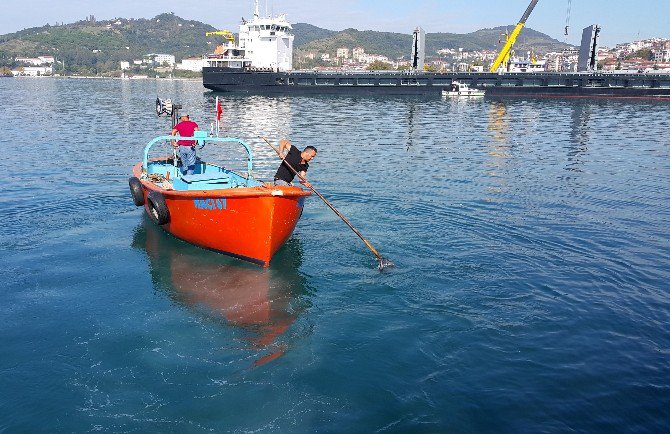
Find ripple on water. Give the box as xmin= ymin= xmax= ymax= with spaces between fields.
xmin=1 ymin=80 xmax=670 ymax=432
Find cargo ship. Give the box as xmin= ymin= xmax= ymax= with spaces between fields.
xmin=202 ymin=1 xmax=670 ymax=99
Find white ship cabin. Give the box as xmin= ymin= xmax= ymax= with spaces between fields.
xmin=204 ymin=0 xmax=294 ymax=71
xmin=508 ymin=58 xmax=547 ymax=73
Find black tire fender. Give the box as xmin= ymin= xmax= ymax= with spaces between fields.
xmin=147 ymin=191 xmax=170 ymax=225
xmin=128 ymin=177 xmax=145 ymax=206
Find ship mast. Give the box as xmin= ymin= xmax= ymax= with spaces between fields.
xmin=254 ymin=0 xmax=260 ymax=19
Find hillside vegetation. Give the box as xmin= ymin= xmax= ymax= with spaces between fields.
xmin=295 ymin=24 xmax=569 ymax=59
xmin=0 ymin=14 xmax=570 ymax=74
xmin=0 ymin=13 xmax=227 ymax=75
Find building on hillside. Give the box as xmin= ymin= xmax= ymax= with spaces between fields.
xmin=12 ymin=65 xmax=53 ymax=76
xmin=144 ymin=54 xmax=176 ymax=67
xmin=654 ymin=50 xmax=670 ymax=63
xmin=177 ymin=57 xmax=204 ymax=72
xmin=15 ymin=56 xmax=54 ymax=66
xmin=15 ymin=57 xmax=42 ymax=66
xmin=455 ymin=62 xmax=469 ymax=72
xmin=544 ymin=54 xmax=562 ymax=72
xmin=336 ymin=48 xmax=349 ymax=59
xmin=358 ymin=54 xmax=390 ymax=65
xmin=352 ymin=47 xmax=365 ymax=61
xmin=508 ymin=58 xmax=546 ymax=72
xmin=119 ymin=61 xmax=130 ymax=70
xmin=562 ymin=48 xmax=579 ymax=71
xmin=436 ymin=48 xmax=456 ymax=57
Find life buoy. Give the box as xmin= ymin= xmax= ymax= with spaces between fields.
xmin=128 ymin=177 xmax=145 ymax=206
xmin=147 ymin=191 xmax=170 ymax=225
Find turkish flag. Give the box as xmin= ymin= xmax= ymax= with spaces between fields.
xmin=216 ymin=99 xmax=223 ymax=121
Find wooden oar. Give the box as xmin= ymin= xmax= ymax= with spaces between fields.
xmin=261 ymin=136 xmax=393 ymax=270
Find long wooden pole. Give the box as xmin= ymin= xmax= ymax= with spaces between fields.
xmin=261 ymin=137 xmax=392 ymax=269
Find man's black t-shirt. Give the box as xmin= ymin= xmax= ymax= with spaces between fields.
xmin=274 ymin=145 xmax=308 ymax=183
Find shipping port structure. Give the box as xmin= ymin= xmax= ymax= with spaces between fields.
xmin=202 ymin=1 xmax=670 ymax=99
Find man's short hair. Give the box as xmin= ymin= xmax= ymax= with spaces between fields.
xmin=304 ymin=145 xmax=317 ymax=153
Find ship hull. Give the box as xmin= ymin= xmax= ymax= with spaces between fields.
xmin=203 ymin=68 xmax=670 ymax=99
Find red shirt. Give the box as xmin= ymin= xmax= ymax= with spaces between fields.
xmin=172 ymin=120 xmax=199 ymax=146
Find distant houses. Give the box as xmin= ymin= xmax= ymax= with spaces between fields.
xmin=11 ymin=50 xmax=206 ymax=78
xmin=9 ymin=35 xmax=670 ymax=77
xmin=177 ymin=57 xmax=205 ymax=72
xmin=293 ymin=37 xmax=670 ymax=73
xmin=118 ymin=54 xmax=204 ymax=74
xmin=11 ymin=56 xmax=55 ymax=76
xmin=144 ymin=53 xmax=176 ymax=67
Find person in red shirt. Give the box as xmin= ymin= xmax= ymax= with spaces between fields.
xmin=171 ymin=113 xmax=199 ymax=175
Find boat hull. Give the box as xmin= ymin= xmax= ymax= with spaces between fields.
xmin=133 ymin=164 xmax=310 ymax=266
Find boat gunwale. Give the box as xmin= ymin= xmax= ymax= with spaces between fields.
xmin=132 ymin=162 xmax=311 ymax=199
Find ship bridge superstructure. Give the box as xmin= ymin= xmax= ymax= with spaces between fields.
xmin=204 ymin=0 xmax=294 ymax=72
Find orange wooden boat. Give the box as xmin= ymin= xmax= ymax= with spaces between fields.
xmin=129 ymin=134 xmax=311 ymax=266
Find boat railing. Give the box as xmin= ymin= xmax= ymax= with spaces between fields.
xmin=143 ymin=135 xmax=254 ymax=176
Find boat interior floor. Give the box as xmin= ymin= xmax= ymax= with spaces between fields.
xmin=145 ymin=159 xmax=262 ymax=191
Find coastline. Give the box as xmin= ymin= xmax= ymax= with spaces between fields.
xmin=11 ymin=75 xmax=202 ymax=81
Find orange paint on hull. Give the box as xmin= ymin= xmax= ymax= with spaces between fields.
xmin=133 ymin=163 xmax=310 ymax=266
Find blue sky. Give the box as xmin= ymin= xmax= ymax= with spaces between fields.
xmin=1 ymin=0 xmax=668 ymax=47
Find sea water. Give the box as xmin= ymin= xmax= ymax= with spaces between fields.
xmin=1 ymin=78 xmax=669 ymax=432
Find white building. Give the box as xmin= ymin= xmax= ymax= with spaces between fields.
xmin=352 ymin=47 xmax=365 ymax=60
xmin=359 ymin=54 xmax=389 ymax=64
xmin=119 ymin=61 xmax=130 ymax=70
xmin=654 ymin=50 xmax=670 ymax=63
xmin=15 ymin=55 xmax=54 ymax=66
xmin=437 ymin=48 xmax=456 ymax=56
xmin=176 ymin=57 xmax=204 ymax=72
xmin=455 ymin=62 xmax=469 ymax=72
xmin=507 ymin=59 xmax=546 ymax=73
xmin=145 ymin=54 xmax=175 ymax=67
xmin=337 ymin=48 xmax=349 ymax=59
xmin=12 ymin=65 xmax=53 ymax=76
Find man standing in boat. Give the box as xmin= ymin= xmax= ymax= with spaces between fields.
xmin=171 ymin=113 xmax=199 ymax=175
xmin=273 ymin=139 xmax=317 ymax=188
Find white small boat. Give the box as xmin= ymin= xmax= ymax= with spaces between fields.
xmin=442 ymin=81 xmax=486 ymax=97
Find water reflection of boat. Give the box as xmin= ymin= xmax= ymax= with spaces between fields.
xmin=132 ymin=217 xmax=310 ymax=366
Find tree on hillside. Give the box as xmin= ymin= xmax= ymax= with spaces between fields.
xmin=627 ymin=49 xmax=653 ymax=60
xmin=367 ymin=60 xmax=393 ymax=70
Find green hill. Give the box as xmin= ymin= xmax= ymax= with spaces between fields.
xmin=296 ymin=25 xmax=570 ymax=60
xmin=291 ymin=23 xmax=337 ymax=47
xmin=0 ymin=13 xmax=228 ymax=75
xmin=0 ymin=15 xmax=570 ymax=74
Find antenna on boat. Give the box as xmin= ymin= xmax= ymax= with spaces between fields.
xmin=155 ymin=97 xmax=182 ymax=129
xmin=155 ymin=97 xmax=183 ymax=171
